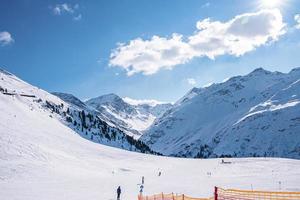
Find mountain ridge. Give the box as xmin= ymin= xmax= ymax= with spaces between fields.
xmin=85 ymin=93 xmax=172 ymax=138
xmin=2 ymin=66 xmax=300 ymax=159
xmin=0 ymin=69 xmax=157 ymax=154
xmin=141 ymin=67 xmax=300 ymax=159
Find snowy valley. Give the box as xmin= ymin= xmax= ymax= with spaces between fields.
xmin=1 ymin=67 xmax=300 ymax=160
xmin=1 ymin=69 xmax=300 ymax=200
xmin=3 ymin=1 xmax=300 ymax=199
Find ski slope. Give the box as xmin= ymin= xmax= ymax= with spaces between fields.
xmin=0 ymin=69 xmax=300 ymax=200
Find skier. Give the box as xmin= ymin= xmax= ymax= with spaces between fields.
xmin=142 ymin=176 xmax=144 ymax=184
xmin=139 ymin=184 xmax=144 ymax=196
xmin=117 ymin=186 xmax=121 ymax=200
xmin=158 ymin=171 xmax=161 ymax=176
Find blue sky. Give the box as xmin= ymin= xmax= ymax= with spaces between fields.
xmin=0 ymin=0 xmax=300 ymax=102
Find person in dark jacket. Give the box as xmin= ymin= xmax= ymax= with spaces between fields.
xmin=117 ymin=186 xmax=121 ymax=200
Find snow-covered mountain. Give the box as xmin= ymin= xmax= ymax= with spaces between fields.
xmin=85 ymin=94 xmax=172 ymax=138
xmin=52 ymin=92 xmax=88 ymax=110
xmin=141 ymin=68 xmax=300 ymax=159
xmin=1 ymin=67 xmax=300 ymax=200
xmin=0 ymin=69 xmax=156 ymax=154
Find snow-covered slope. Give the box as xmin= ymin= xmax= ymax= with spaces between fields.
xmin=1 ymin=68 xmax=300 ymax=200
xmin=141 ymin=68 xmax=300 ymax=158
xmin=0 ymin=69 xmax=155 ymax=154
xmin=86 ymin=94 xmax=172 ymax=138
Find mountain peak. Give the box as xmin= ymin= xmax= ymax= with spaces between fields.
xmin=86 ymin=93 xmax=124 ymax=105
xmin=52 ymin=92 xmax=87 ymax=109
xmin=101 ymin=93 xmax=120 ymax=99
xmin=175 ymin=87 xmax=202 ymax=105
xmin=290 ymin=67 xmax=300 ymax=74
xmin=248 ymin=67 xmax=272 ymax=76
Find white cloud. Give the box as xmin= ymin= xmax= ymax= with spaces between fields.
xmin=122 ymin=97 xmax=168 ymax=106
xmin=190 ymin=9 xmax=286 ymax=58
xmin=110 ymin=34 xmax=192 ymax=76
xmin=187 ymin=78 xmax=197 ymax=86
xmin=202 ymin=2 xmax=210 ymax=8
xmin=110 ymin=9 xmax=286 ymax=76
xmin=0 ymin=31 xmax=14 ymax=46
xmin=52 ymin=3 xmax=82 ymax=20
xmin=53 ymin=3 xmax=74 ymax=15
xmin=295 ymin=14 xmax=300 ymax=29
xmin=73 ymin=14 xmax=82 ymax=21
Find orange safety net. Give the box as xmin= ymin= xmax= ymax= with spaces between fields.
xmin=217 ymin=187 xmax=300 ymax=200
xmin=138 ymin=193 xmax=213 ymax=200
xmin=138 ymin=187 xmax=300 ymax=200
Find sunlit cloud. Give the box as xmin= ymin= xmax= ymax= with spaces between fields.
xmin=73 ymin=14 xmax=82 ymax=21
xmin=110 ymin=9 xmax=286 ymax=76
xmin=110 ymin=34 xmax=192 ymax=76
xmin=123 ymin=97 xmax=167 ymax=106
xmin=258 ymin=0 xmax=286 ymax=8
xmin=0 ymin=31 xmax=14 ymax=46
xmin=295 ymin=14 xmax=300 ymax=29
xmin=187 ymin=78 xmax=197 ymax=86
xmin=202 ymin=2 xmax=210 ymax=8
xmin=51 ymin=3 xmax=82 ymax=21
xmin=53 ymin=3 xmax=76 ymax=15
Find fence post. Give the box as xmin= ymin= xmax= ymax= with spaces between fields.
xmin=214 ymin=187 xmax=218 ymax=200
xmin=182 ymin=194 xmax=185 ymax=200
xmin=172 ymin=192 xmax=175 ymax=200
xmin=162 ymin=192 xmax=164 ymax=200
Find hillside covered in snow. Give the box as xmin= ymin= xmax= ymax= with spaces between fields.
xmin=1 ymin=69 xmax=300 ymax=200
xmin=0 ymin=69 xmax=155 ymax=154
xmin=141 ymin=68 xmax=300 ymax=158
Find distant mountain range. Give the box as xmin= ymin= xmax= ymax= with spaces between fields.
xmin=0 ymin=69 xmax=157 ymax=154
xmin=85 ymin=94 xmax=172 ymax=138
xmin=140 ymin=68 xmax=300 ymax=159
xmin=1 ymin=67 xmax=300 ymax=159
xmin=53 ymin=92 xmax=172 ymax=139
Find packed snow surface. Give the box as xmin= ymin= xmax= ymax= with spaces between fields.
xmin=0 ymin=68 xmax=300 ymax=200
